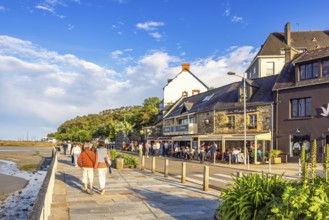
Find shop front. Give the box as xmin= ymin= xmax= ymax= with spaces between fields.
xmin=221 ymin=132 xmax=272 ymax=164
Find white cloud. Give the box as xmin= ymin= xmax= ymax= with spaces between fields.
xmin=136 ymin=21 xmax=165 ymax=41
xmin=232 ymin=16 xmax=243 ymax=23
xmin=68 ymin=24 xmax=74 ymax=30
xmin=191 ymin=46 xmax=257 ymax=87
xmin=112 ymin=50 xmax=123 ymax=59
xmin=35 ymin=0 xmax=80 ymax=19
xmin=136 ymin=21 xmax=164 ymax=31
xmin=224 ymin=8 xmax=230 ymax=16
xmin=111 ymin=49 xmax=133 ymax=64
xmin=149 ymin=32 xmax=163 ymax=41
xmin=44 ymin=87 xmax=65 ymax=96
xmin=35 ymin=5 xmax=53 ymax=13
xmin=0 ymin=5 xmax=6 ymax=12
xmin=0 ymin=35 xmax=257 ymax=139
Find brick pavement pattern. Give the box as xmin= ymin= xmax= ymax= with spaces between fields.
xmin=50 ymin=156 xmax=220 ymax=220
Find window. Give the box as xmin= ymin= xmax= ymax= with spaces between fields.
xmin=299 ymin=63 xmax=318 ymax=80
xmin=323 ymin=60 xmax=329 ymax=77
xmin=189 ymin=117 xmax=195 ymax=124
xmin=248 ymin=114 xmax=257 ymax=129
xmin=179 ymin=118 xmax=188 ymax=125
xmin=266 ymin=62 xmax=274 ymax=75
xmin=291 ymin=98 xmax=311 ymax=118
xmin=203 ymin=93 xmax=214 ymax=102
xmin=227 ymin=116 xmax=235 ymax=129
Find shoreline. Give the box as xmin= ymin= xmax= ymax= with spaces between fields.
xmin=0 ymin=173 xmax=28 ymax=201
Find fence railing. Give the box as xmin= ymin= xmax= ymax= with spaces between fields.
xmin=28 ymin=148 xmax=58 ymax=220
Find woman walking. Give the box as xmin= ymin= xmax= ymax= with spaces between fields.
xmin=71 ymin=143 xmax=81 ymax=167
xmin=77 ymin=143 xmax=96 ymax=195
xmin=94 ymin=141 xmax=111 ymax=195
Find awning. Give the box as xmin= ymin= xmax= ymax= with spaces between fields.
xmin=199 ymin=134 xmax=222 ymax=141
xmin=171 ymin=136 xmax=193 ymax=142
xmin=222 ymin=132 xmax=272 ymax=141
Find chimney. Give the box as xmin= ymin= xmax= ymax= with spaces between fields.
xmin=284 ymin=22 xmax=291 ymax=46
xmin=182 ymin=63 xmax=190 ymax=71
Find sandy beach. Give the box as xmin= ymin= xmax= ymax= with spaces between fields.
xmin=0 ymin=146 xmax=51 ymax=201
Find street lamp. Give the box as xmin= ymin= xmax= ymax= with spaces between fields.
xmin=227 ymin=71 xmax=247 ymax=165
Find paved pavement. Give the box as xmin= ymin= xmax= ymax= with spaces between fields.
xmin=49 ymin=153 xmax=326 ymax=220
xmin=49 ymin=155 xmax=221 ymax=220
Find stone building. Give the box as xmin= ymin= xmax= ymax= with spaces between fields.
xmin=157 ymin=75 xmax=278 ymax=162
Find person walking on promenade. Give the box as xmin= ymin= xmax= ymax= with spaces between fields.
xmin=210 ymin=142 xmax=217 ymax=161
xmin=145 ymin=142 xmax=150 ymax=157
xmin=71 ymin=143 xmax=81 ymax=167
xmin=77 ymin=143 xmax=96 ymax=195
xmin=94 ymin=141 xmax=111 ymax=195
xmin=200 ymin=143 xmax=206 ymax=164
xmin=138 ymin=142 xmax=143 ymax=157
xmin=62 ymin=141 xmax=68 ymax=155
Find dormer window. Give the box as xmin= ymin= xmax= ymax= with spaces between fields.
xmin=323 ymin=60 xmax=329 ymax=77
xmin=299 ymin=62 xmax=319 ymax=80
xmin=239 ymin=85 xmax=252 ymax=102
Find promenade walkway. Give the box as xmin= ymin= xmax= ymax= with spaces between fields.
xmin=49 ymin=155 xmax=221 ymax=220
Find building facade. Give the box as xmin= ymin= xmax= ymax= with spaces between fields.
xmin=157 ymin=75 xmax=278 ymax=162
xmin=273 ymin=47 xmax=329 ymax=162
xmin=162 ymin=63 xmax=208 ymax=107
xmin=246 ymin=22 xmax=329 ymax=79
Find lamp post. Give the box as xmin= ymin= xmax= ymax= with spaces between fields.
xmin=227 ymin=71 xmax=247 ymax=165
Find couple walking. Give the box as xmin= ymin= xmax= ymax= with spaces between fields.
xmin=77 ymin=141 xmax=111 ymax=195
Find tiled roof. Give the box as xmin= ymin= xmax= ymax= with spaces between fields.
xmin=258 ymin=31 xmax=329 ymax=56
xmin=294 ymin=46 xmax=329 ymax=63
xmin=273 ymin=47 xmax=329 ymax=90
xmin=165 ymin=75 xmax=278 ymax=118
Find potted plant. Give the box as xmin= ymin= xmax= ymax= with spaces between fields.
xmin=269 ymin=150 xmax=282 ymax=164
xmin=247 ymin=124 xmax=256 ymax=129
xmin=123 ymin=155 xmax=139 ymax=168
xmin=226 ymin=122 xmax=234 ymax=129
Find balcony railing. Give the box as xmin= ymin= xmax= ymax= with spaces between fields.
xmin=163 ymin=123 xmax=198 ymax=135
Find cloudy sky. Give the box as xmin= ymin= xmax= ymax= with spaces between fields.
xmin=0 ymin=0 xmax=329 ymax=140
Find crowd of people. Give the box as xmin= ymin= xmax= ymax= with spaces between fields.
xmin=123 ymin=141 xmax=265 ymax=164
xmin=123 ymin=141 xmax=224 ymax=164
xmin=59 ymin=141 xmax=111 ymax=195
xmin=58 ymin=139 xmax=266 ymax=195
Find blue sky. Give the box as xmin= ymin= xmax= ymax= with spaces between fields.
xmin=0 ymin=0 xmax=329 ymax=140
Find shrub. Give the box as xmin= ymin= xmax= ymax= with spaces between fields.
xmin=269 ymin=150 xmax=282 ymax=158
xmin=109 ymin=149 xmax=122 ymax=161
xmin=311 ymin=140 xmax=317 ymax=181
xmin=217 ymin=172 xmax=286 ymax=220
xmin=268 ymin=177 xmax=329 ymax=219
xmin=123 ymin=155 xmax=139 ymax=166
xmin=325 ymin=144 xmax=329 ymax=182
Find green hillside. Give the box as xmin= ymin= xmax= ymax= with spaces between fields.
xmin=49 ymin=97 xmax=160 ymax=142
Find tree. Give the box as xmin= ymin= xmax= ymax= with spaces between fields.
xmin=143 ymin=97 xmax=160 ymax=108
xmin=117 ymin=121 xmax=135 ymax=135
xmin=48 ymin=96 xmax=160 ymax=142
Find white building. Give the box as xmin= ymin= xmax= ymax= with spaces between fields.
xmin=163 ymin=63 xmax=208 ymax=108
